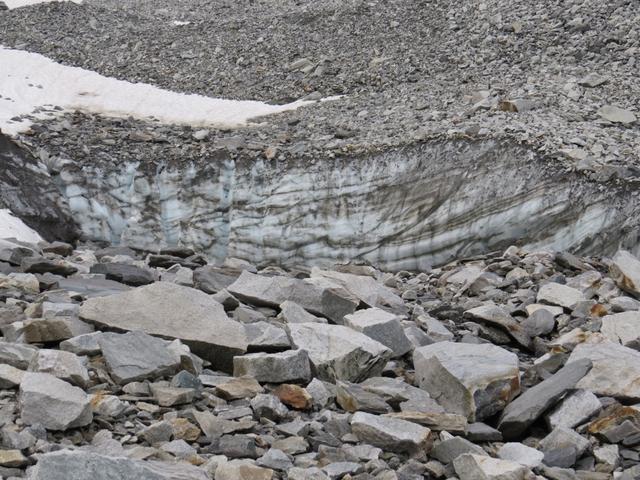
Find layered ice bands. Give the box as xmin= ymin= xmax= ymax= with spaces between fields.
xmin=0 ymin=47 xmax=314 ymax=136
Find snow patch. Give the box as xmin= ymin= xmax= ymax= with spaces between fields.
xmin=0 ymin=46 xmax=316 ymax=136
xmin=3 ymin=0 xmax=81 ymax=9
xmin=0 ymin=209 xmax=43 ymax=243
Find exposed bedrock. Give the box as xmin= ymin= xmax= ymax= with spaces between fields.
xmin=0 ymin=133 xmax=79 ymax=243
xmin=56 ymin=138 xmax=639 ymax=270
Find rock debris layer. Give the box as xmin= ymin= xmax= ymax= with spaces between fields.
xmin=0 ymin=234 xmax=638 ymax=478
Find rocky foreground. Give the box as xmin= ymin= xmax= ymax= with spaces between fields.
xmin=0 ymin=238 xmax=639 ymax=479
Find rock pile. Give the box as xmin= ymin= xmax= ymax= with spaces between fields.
xmin=0 ymin=237 xmax=639 ymax=479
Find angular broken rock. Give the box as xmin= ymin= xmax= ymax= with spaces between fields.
xmin=0 ymin=363 xmax=25 ymax=388
xmin=453 ymin=454 xmax=529 ymax=480
xmin=310 ymin=268 xmax=406 ymax=313
xmin=29 ymin=349 xmax=90 ymax=387
xmin=23 ymin=317 xmax=94 ymax=343
xmin=537 ymin=282 xmax=585 ymax=309
xmin=609 ymin=250 xmax=640 ymax=298
xmin=19 ymin=372 xmax=92 ymax=430
xmin=90 ymin=262 xmax=156 ymax=286
xmin=233 ymin=349 xmax=311 ymax=384
xmin=597 ymin=105 xmax=637 ymax=125
xmin=343 ymin=308 xmax=412 ymax=357
xmin=430 ymin=436 xmax=485 ymax=464
xmin=0 ymin=342 xmax=38 ymax=369
xmin=79 ymin=282 xmax=247 ymax=371
xmin=539 ymin=426 xmax=589 ymax=468
xmin=350 ymin=411 xmax=432 ymax=455
xmin=278 ymin=300 xmax=326 ymax=324
xmin=498 ymin=442 xmax=544 ymax=468
xmin=600 ymin=311 xmax=640 ymax=349
xmin=99 ymin=331 xmax=181 ymax=384
xmin=287 ymin=323 xmax=391 ymax=382
xmin=384 ymin=411 xmax=467 ymax=434
xmin=228 ymin=271 xmax=357 ymax=324
xmin=545 ymin=389 xmax=602 ymax=429
xmin=26 ymin=449 xmax=210 ymax=480
xmin=498 ymin=358 xmax=592 ymax=440
xmin=463 ymin=303 xmax=532 ymax=349
xmin=413 ymin=341 xmax=519 ymax=421
xmin=568 ymin=339 xmax=640 ymax=399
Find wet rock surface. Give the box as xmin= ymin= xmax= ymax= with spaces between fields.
xmin=0 ymin=234 xmax=638 ymax=478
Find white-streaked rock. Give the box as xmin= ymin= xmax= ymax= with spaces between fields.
xmin=568 ymin=337 xmax=640 ymax=400
xmin=343 ymin=308 xmax=412 ymax=357
xmin=601 ymin=311 xmax=640 ymax=349
xmin=287 ymin=323 xmax=391 ymax=382
xmin=413 ymin=342 xmax=519 ymax=421
xmin=537 ymin=282 xmax=585 ymax=309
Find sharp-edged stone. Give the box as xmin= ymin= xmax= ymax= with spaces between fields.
xmin=79 ymin=282 xmax=248 ymax=371
xmin=287 ymin=322 xmax=391 ymax=382
xmin=413 ymin=341 xmax=520 ymax=421
xmin=498 ymin=358 xmax=592 ymax=440
xmin=228 ymin=271 xmax=358 ymax=324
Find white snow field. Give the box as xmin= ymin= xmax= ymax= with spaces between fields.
xmin=0 ymin=46 xmax=315 ymax=136
xmin=3 ymin=0 xmax=82 ymax=9
xmin=0 ymin=209 xmax=43 ymax=243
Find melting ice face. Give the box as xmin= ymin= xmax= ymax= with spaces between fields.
xmin=0 ymin=46 xmax=315 ymax=136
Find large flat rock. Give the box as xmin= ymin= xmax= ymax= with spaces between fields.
xmin=79 ymin=282 xmax=247 ymax=372
xmin=26 ymin=450 xmax=209 ymax=480
xmin=413 ymin=342 xmax=520 ymax=422
xmin=228 ymin=271 xmax=358 ymax=324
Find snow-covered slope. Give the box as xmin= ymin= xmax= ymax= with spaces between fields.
xmin=3 ymin=0 xmax=81 ymax=9
xmin=0 ymin=47 xmax=316 ymax=136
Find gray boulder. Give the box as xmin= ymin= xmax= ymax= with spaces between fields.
xmin=233 ymin=349 xmax=311 ymax=384
xmin=350 ymin=411 xmax=432 ymax=455
xmin=278 ymin=300 xmax=326 ymax=324
xmin=79 ymin=282 xmax=247 ymax=372
xmin=453 ymin=454 xmax=529 ymax=480
xmin=463 ymin=303 xmax=532 ymax=349
xmin=29 ymin=349 xmax=90 ymax=387
xmin=601 ymin=312 xmax=640 ymax=349
xmin=99 ymin=331 xmax=181 ymax=384
xmin=90 ymin=262 xmax=155 ymax=286
xmin=310 ymin=268 xmax=406 ymax=313
xmin=610 ymin=250 xmax=640 ymax=298
xmin=343 ymin=308 xmax=412 ymax=357
xmin=545 ymin=389 xmax=602 ymax=430
xmin=26 ymin=450 xmax=209 ymax=480
xmin=287 ymin=323 xmax=391 ymax=382
xmin=228 ymin=271 xmax=358 ymax=324
xmin=413 ymin=342 xmax=519 ymax=421
xmin=537 ymin=282 xmax=585 ymax=309
xmin=568 ymin=339 xmax=640 ymax=399
xmin=19 ymin=373 xmax=92 ymax=430
xmin=498 ymin=359 xmax=592 ymax=440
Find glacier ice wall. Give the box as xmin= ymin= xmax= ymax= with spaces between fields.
xmin=56 ymin=139 xmax=639 ymax=270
